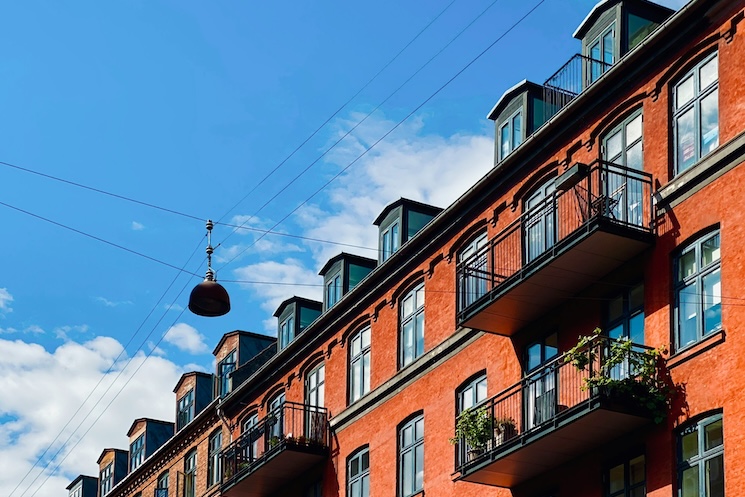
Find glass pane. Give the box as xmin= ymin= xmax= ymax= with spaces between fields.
xmin=609 ymin=464 xmax=625 ymax=493
xmin=631 ymin=283 xmax=644 ymax=310
xmin=677 ymin=107 xmax=696 ymax=172
xmin=415 ymin=418 xmax=424 ymax=440
xmin=416 ymin=313 xmax=425 ymax=355
xmin=703 ymin=269 xmax=722 ymax=334
xmin=606 ymin=129 xmax=623 ymax=162
xmin=700 ymin=54 xmax=718 ymax=90
xmin=545 ymin=333 xmax=558 ymax=359
xmin=512 ymin=113 xmax=522 ymax=149
xmin=416 ymin=287 xmax=425 ymax=307
xmin=402 ymin=451 xmax=412 ymax=495
xmin=702 ymin=234 xmax=721 ymax=266
xmin=362 ymin=353 xmax=370 ymax=392
xmin=476 ymin=378 xmax=487 ymax=403
xmin=415 ymin=444 xmax=424 ymax=490
xmin=700 ymin=89 xmax=719 ymax=156
xmin=679 ymin=249 xmax=697 ymax=280
xmin=627 ymin=141 xmax=643 ymax=171
xmin=627 ymin=114 xmax=643 ymax=145
xmin=403 ymin=425 xmax=412 ymax=446
xmin=361 ymin=476 xmax=369 ymax=497
xmin=705 ymin=419 xmax=724 ymax=450
xmin=391 ymin=223 xmax=400 ymax=252
xmin=350 ymin=458 xmax=359 ymax=477
xmin=681 ymin=466 xmax=700 ymax=497
xmin=403 ymin=295 xmax=414 ymax=317
xmin=682 ymin=429 xmax=699 ymax=460
xmin=629 ymin=455 xmax=645 ymax=484
xmin=706 ymin=454 xmax=724 ymax=497
xmin=608 ymin=323 xmax=624 ymax=340
xmin=361 ymin=327 xmax=371 ymax=348
xmin=677 ymin=75 xmax=695 ymax=108
xmin=603 ymin=29 xmax=614 ymax=65
xmin=527 ymin=343 xmax=541 ymax=370
xmin=351 ymin=335 xmax=361 ymax=356
xmin=461 ymin=386 xmax=474 ymax=410
xmin=679 ymin=282 xmax=699 ymax=347
xmin=630 ymin=312 xmax=645 ymax=345
xmin=501 ymin=124 xmax=510 ymax=158
xmin=350 ymin=481 xmax=359 ymax=497
xmin=352 ymin=361 xmax=361 ymax=400
xmin=362 ymin=450 xmax=369 ymax=470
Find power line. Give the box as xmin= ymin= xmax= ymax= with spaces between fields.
xmin=216 ymin=0 xmax=545 ymax=272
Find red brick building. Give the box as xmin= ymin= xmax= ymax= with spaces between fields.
xmin=69 ymin=0 xmax=743 ymax=495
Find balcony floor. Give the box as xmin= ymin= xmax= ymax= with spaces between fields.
xmin=461 ymin=220 xmax=653 ymax=336
xmin=459 ymin=398 xmax=651 ymax=487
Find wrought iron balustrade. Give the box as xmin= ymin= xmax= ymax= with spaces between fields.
xmin=543 ymin=54 xmax=613 ymax=120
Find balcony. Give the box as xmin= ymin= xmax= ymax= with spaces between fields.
xmin=453 ymin=336 xmax=658 ymax=487
xmin=221 ymin=402 xmax=329 ymax=497
xmin=543 ymin=54 xmax=612 ymax=120
xmin=456 ymin=161 xmax=654 ymax=336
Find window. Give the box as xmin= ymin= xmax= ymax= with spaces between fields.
xmin=349 ymin=326 xmax=371 ymax=403
xmin=525 ymin=333 xmax=558 ymax=430
xmin=130 ymin=434 xmax=145 ymax=471
xmin=674 ymin=52 xmax=719 ymax=173
xmin=588 ymin=23 xmax=615 ymax=83
xmin=382 ymin=222 xmax=400 ymax=261
xmin=348 ymin=447 xmax=370 ymax=497
xmin=607 ymin=282 xmax=645 ymax=345
xmin=280 ymin=316 xmax=295 ymax=350
xmin=602 ymin=110 xmax=644 ymax=225
xmin=177 ymin=389 xmax=195 ymax=430
xmin=525 ymin=180 xmax=556 ymax=263
xmin=675 ymin=230 xmax=721 ymax=350
xmin=327 ymin=274 xmax=342 ymax=308
xmin=606 ymin=455 xmax=645 ymax=497
xmin=208 ymin=430 xmax=222 ymax=487
xmin=218 ymin=350 xmax=236 ymax=397
xmin=184 ymin=450 xmax=197 ymax=497
xmin=499 ymin=110 xmax=523 ymax=161
xmin=100 ymin=463 xmax=113 ymax=497
xmin=155 ymin=472 xmax=169 ymax=497
xmin=457 ymin=373 xmax=487 ymax=413
xmin=69 ymin=482 xmax=82 ymax=497
xmin=458 ymin=232 xmax=488 ymax=309
xmin=241 ymin=412 xmax=260 ymax=461
xmin=399 ymin=415 xmax=424 ymax=497
xmin=306 ymin=363 xmax=325 ymax=441
xmin=268 ymin=391 xmax=286 ymax=442
xmin=678 ymin=414 xmax=724 ymax=497
xmin=400 ymin=284 xmax=425 ymax=367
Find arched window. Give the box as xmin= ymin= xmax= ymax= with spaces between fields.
xmin=458 ymin=232 xmax=488 ymax=309
xmin=602 ymin=109 xmax=644 ymax=225
xmin=349 ymin=326 xmax=371 ymax=403
xmin=400 ymin=283 xmax=425 ymax=368
xmin=347 ymin=446 xmax=370 ymax=497
xmin=524 ymin=180 xmax=556 ymax=263
xmin=398 ymin=414 xmax=424 ymax=497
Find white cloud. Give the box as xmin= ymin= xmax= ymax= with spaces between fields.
xmin=163 ymin=303 xmax=184 ymax=312
xmin=0 ymin=325 xmax=45 ymax=335
xmin=0 ymin=288 xmax=13 ymax=315
xmin=163 ymin=323 xmax=209 ymax=354
xmin=131 ymin=221 xmax=145 ymax=231
xmin=95 ymin=297 xmax=133 ymax=308
xmin=0 ymin=336 xmax=185 ymax=497
xmin=53 ymin=325 xmax=90 ymax=341
xmin=233 ymin=258 xmax=321 ymax=331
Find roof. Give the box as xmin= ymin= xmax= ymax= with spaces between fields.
xmin=486 ymin=79 xmax=543 ymax=121
xmin=172 ymin=371 xmax=212 ymax=394
xmin=126 ymin=418 xmax=174 ymax=437
xmin=273 ymin=296 xmax=322 ymax=318
xmin=372 ymin=197 xmax=443 ymax=226
xmin=211 ymin=329 xmax=275 ymax=356
xmin=573 ymin=0 xmax=675 ymax=39
xmin=96 ymin=448 xmax=127 ymax=465
xmin=66 ymin=475 xmax=97 ymax=490
xmin=318 ymin=252 xmax=377 ymax=276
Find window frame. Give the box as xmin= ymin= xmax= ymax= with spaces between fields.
xmin=456 ymin=371 xmax=487 ymax=414
xmin=155 ymin=471 xmax=169 ymax=497
xmin=279 ymin=315 xmax=295 ymax=350
xmin=177 ymin=389 xmax=195 ymax=430
xmin=605 ymin=453 xmax=646 ymax=497
xmin=398 ymin=414 xmax=424 ymax=497
xmin=498 ymin=109 xmax=523 ymax=162
xmin=130 ymin=433 xmax=145 ymax=471
xmin=587 ymin=22 xmax=616 ymax=83
xmin=347 ymin=446 xmax=370 ymax=497
xmin=218 ymin=349 xmax=236 ymax=397
xmin=306 ymin=362 xmax=325 ymax=408
xmin=100 ymin=463 xmax=113 ymax=497
xmin=207 ymin=430 xmax=222 ymax=488
xmin=326 ymin=272 xmax=342 ymax=308
xmin=184 ymin=449 xmax=197 ymax=497
xmin=399 ymin=283 xmax=425 ymax=368
xmin=673 ymin=51 xmax=719 ymax=175
xmin=349 ymin=326 xmax=371 ymax=403
xmin=382 ymin=221 xmax=401 ymax=261
xmin=602 ymin=109 xmax=643 ymax=169
xmin=673 ymin=229 xmax=721 ymax=351
xmin=677 ymin=413 xmax=724 ymax=497
xmin=605 ymin=282 xmax=645 ymax=345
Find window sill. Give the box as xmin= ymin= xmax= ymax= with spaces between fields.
xmin=667 ymin=329 xmax=725 ymax=369
xmin=655 ymin=130 xmax=745 ymax=212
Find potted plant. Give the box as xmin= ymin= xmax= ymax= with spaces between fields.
xmin=493 ymin=417 xmax=516 ymax=445
xmin=268 ymin=435 xmax=281 ymax=449
xmin=449 ymin=406 xmax=494 ymax=460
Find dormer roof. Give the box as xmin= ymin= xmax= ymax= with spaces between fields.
xmin=487 ymin=79 xmax=543 ymax=121
xmin=318 ymin=252 xmax=377 ymax=276
xmin=126 ymin=418 xmax=174 ymax=437
xmin=573 ymin=0 xmax=674 ymax=39
xmin=211 ymin=330 xmax=273 ymax=356
xmin=273 ymin=296 xmax=323 ymax=318
xmin=96 ymin=448 xmax=127 ymax=465
xmin=373 ymin=198 xmax=442 ymax=227
xmin=173 ymin=371 xmax=212 ymax=394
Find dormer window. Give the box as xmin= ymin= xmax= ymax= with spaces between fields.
xmin=587 ymin=22 xmax=615 ymax=83
xmin=130 ymin=434 xmax=145 ymax=471
xmin=319 ymin=255 xmax=376 ymax=311
xmin=381 ymin=222 xmax=400 ymax=261
xmin=326 ymin=273 xmax=342 ymax=308
xmin=177 ymin=389 xmax=194 ymax=430
xmin=279 ymin=316 xmax=295 ymax=349
xmin=274 ymin=297 xmax=322 ymax=349
xmin=217 ymin=350 xmax=236 ymax=397
xmin=499 ymin=110 xmax=523 ymax=161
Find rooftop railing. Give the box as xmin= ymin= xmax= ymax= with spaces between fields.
xmin=543 ymin=54 xmax=612 ymax=120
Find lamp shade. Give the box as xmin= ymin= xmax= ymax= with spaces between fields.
xmin=188 ymin=279 xmax=231 ymax=317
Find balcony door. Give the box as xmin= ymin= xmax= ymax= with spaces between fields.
xmin=524 ymin=181 xmax=556 ymax=263
xmin=267 ymin=392 xmax=286 ymax=447
xmin=524 ymin=333 xmax=558 ymax=431
xmin=602 ymin=111 xmax=644 ymax=226
xmin=458 ymin=232 xmax=488 ymax=308
xmin=305 ymin=363 xmax=325 ymax=443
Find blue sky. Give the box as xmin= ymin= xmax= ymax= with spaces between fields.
xmin=0 ymin=0 xmax=687 ymax=495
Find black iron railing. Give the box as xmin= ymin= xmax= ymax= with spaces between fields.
xmin=543 ymin=54 xmax=613 ymax=120
xmin=221 ymin=402 xmax=328 ymax=486
xmin=453 ymin=335 xmax=653 ymax=471
xmin=456 ymin=160 xmax=653 ymax=319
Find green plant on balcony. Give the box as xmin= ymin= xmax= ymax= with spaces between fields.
xmin=564 ymin=328 xmax=670 ymax=424
xmin=449 ymin=406 xmax=494 ymax=454
xmin=493 ymin=416 xmax=517 ymax=445
xmin=268 ymin=435 xmax=282 ymax=449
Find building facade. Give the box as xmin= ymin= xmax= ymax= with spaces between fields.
xmin=69 ymin=0 xmax=744 ymax=495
